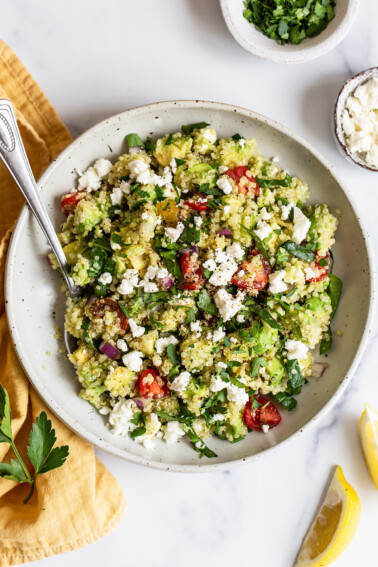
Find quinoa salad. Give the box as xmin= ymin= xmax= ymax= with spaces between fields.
xmin=51 ymin=123 xmax=342 ymax=458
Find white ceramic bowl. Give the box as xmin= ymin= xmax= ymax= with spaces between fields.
xmin=334 ymin=67 xmax=378 ymax=172
xmin=220 ymin=0 xmax=360 ymax=63
xmin=5 ymin=100 xmax=375 ymax=472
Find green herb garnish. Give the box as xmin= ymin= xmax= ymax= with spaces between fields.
xmin=125 ymin=133 xmax=144 ymax=148
xmin=181 ymin=122 xmax=210 ymax=135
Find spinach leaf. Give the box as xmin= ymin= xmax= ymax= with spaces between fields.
xmin=125 ymin=133 xmax=144 ymax=148
xmin=250 ymin=357 xmax=267 ymax=378
xmin=280 ymin=240 xmax=315 ymax=263
xmin=197 ymin=290 xmax=219 ymax=316
xmin=255 ymin=173 xmax=292 ymax=188
xmin=285 ymin=359 xmax=305 ymax=389
xmin=167 ymin=343 xmax=180 ymax=365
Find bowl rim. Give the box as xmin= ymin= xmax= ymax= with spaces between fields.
xmin=5 ymin=99 xmax=376 ymax=472
xmin=220 ymin=0 xmax=360 ymax=63
xmin=334 ymin=67 xmax=378 ymax=172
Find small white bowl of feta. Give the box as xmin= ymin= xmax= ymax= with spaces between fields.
xmin=334 ymin=67 xmax=378 ymax=171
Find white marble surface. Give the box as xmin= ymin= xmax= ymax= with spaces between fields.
xmin=3 ymin=1 xmax=378 ymax=565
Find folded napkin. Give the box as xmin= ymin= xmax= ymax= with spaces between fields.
xmin=0 ymin=40 xmax=126 ymax=567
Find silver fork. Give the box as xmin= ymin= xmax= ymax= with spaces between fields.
xmin=0 ymin=99 xmax=82 ymax=353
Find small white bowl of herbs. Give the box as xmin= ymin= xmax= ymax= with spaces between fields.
xmin=220 ymin=0 xmax=360 ymax=63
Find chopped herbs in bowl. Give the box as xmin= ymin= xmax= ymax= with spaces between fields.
xmin=50 ymin=123 xmax=342 ymax=459
xmin=243 ymin=0 xmax=336 ymax=45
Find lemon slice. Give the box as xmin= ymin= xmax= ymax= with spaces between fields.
xmin=294 ymin=465 xmax=361 ymax=567
xmin=359 ymin=403 xmax=378 ymax=490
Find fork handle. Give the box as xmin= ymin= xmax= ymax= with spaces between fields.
xmin=0 ymin=99 xmax=81 ymax=298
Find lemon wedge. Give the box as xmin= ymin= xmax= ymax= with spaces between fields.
xmin=359 ymin=403 xmax=378 ymax=490
xmin=294 ymin=465 xmax=361 ymax=567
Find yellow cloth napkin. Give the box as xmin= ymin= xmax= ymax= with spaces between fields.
xmin=0 ymin=41 xmax=126 ymax=567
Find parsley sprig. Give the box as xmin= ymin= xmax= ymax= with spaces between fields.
xmin=0 ymin=384 xmax=69 ymax=503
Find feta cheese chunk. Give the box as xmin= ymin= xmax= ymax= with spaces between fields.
xmin=212 ymin=327 xmax=225 ymax=342
xmin=116 ymin=339 xmax=128 ymax=352
xmin=254 ymin=221 xmax=272 ymax=241
xmin=260 ymin=207 xmax=271 ymax=221
xmin=217 ymin=176 xmax=233 ymax=195
xmin=78 ymin=167 xmax=101 ymax=192
xmin=110 ymin=186 xmax=123 ymax=205
xmin=108 ymin=399 xmax=136 ymax=437
xmin=281 ymin=203 xmax=293 ymax=221
xmin=165 ymin=222 xmax=184 ymax=243
xmin=122 ymin=350 xmax=144 ymax=372
xmin=304 ymin=267 xmax=316 ymax=280
xmin=155 ymin=335 xmax=179 ymax=354
xmin=94 ymin=158 xmax=113 ymax=177
xmin=268 ymin=270 xmax=287 ymax=294
xmin=98 ymin=272 xmax=112 ymax=286
xmin=128 ymin=318 xmax=145 ymax=338
xmin=164 ymin=421 xmax=186 ymax=444
xmin=190 ymin=320 xmax=201 ymax=337
xmin=210 ymin=375 xmax=227 ymax=392
xmin=213 ymin=288 xmax=245 ymax=321
xmin=292 ymin=207 xmax=311 ymax=244
xmin=128 ymin=159 xmax=149 ymax=176
xmin=169 ymin=371 xmax=191 ymax=393
xmin=285 ymin=339 xmax=309 ymax=361
xmin=118 ymin=269 xmax=139 ymax=295
xmin=227 ymin=383 xmax=249 ymax=406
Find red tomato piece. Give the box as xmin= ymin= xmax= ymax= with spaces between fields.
xmin=60 ymin=192 xmax=83 ymax=215
xmin=89 ymin=298 xmax=128 ymax=331
xmin=307 ymin=252 xmax=331 ymax=283
xmin=138 ymin=368 xmax=170 ymax=399
xmin=225 ymin=166 xmax=260 ymax=196
xmin=184 ymin=198 xmax=210 ymax=212
xmin=179 ymin=252 xmax=203 ymax=291
xmin=244 ymin=394 xmax=281 ymax=431
xmin=231 ymin=249 xmax=271 ymax=293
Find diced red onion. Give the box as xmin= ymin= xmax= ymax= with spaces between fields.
xmin=99 ymin=341 xmax=121 ymax=360
xmin=311 ymin=362 xmax=329 ymax=378
xmin=46 ymin=255 xmax=53 ymax=267
xmin=178 ymin=246 xmax=199 ymax=255
xmin=134 ymin=398 xmax=145 ymax=410
xmin=219 ymin=228 xmax=232 ymax=236
xmin=162 ymin=276 xmax=174 ymax=289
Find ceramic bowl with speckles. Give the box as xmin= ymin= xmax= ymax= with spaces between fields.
xmin=220 ymin=0 xmax=360 ymax=64
xmin=334 ymin=67 xmax=378 ymax=171
xmin=5 ymin=101 xmax=375 ymax=472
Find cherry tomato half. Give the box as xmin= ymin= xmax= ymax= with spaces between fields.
xmin=184 ymin=198 xmax=210 ymax=212
xmin=231 ymin=250 xmax=271 ymax=293
xmin=138 ymin=368 xmax=170 ymax=399
xmin=307 ymin=252 xmax=332 ymax=283
xmin=244 ymin=394 xmax=281 ymax=431
xmin=225 ymin=166 xmax=260 ymax=196
xmin=89 ymin=298 xmax=128 ymax=331
xmin=60 ymin=192 xmax=83 ymax=216
xmin=179 ymin=252 xmax=203 ymax=291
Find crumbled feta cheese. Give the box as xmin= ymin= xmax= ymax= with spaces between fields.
xmin=212 ymin=327 xmax=225 ymax=342
xmin=141 ymin=212 xmax=148 ymax=220
xmin=194 ymin=216 xmax=203 ymax=227
xmin=304 ymin=267 xmax=316 ymax=280
xmin=227 ymin=242 xmax=244 ymax=260
xmin=227 ymin=383 xmax=249 ymax=405
xmin=169 ymin=371 xmax=191 ymax=393
xmin=164 ymin=421 xmax=186 ymax=444
xmin=213 ymin=288 xmax=245 ymax=321
xmin=128 ymin=318 xmax=145 ymax=338
xmin=94 ymin=158 xmax=113 ymax=177
xmin=223 ymin=205 xmax=230 ymax=215
xmin=210 ymin=375 xmax=227 ymax=392
xmin=116 ymin=339 xmax=128 ymax=352
xmin=260 ymin=207 xmax=271 ymax=221
xmin=165 ymin=222 xmax=185 ymax=243
xmin=230 ymin=337 xmax=238 ymax=344
xmin=190 ymin=320 xmax=201 ymax=337
xmin=142 ymin=281 xmax=159 ymax=293
xmin=238 ymin=138 xmax=246 ymax=149
xmin=254 ymin=221 xmax=272 ymax=241
xmin=218 ymin=165 xmax=229 ymax=174
xmin=122 ymin=350 xmax=144 ymax=372
xmin=118 ymin=269 xmax=139 ymax=295
xmin=217 ymin=176 xmax=233 ymax=194
xmin=78 ymin=167 xmax=101 ymax=192
xmin=110 ymin=186 xmax=123 ymax=205
xmin=170 ymin=158 xmax=177 ymax=174
xmin=128 ymin=159 xmax=149 ymax=176
xmin=292 ymin=207 xmax=311 ymax=244
xmin=281 ymin=203 xmax=293 ymax=221
xmin=212 ymin=413 xmax=226 ymax=422
xmin=203 ymin=258 xmax=217 ymax=272
xmin=236 ymin=314 xmax=245 ymax=323
xmin=217 ymin=361 xmax=227 ymax=369
xmin=98 ymin=272 xmax=112 ymax=286
xmin=285 ymin=339 xmax=309 ymax=360
xmin=156 ymin=335 xmax=179 ymax=354
xmin=120 ymin=180 xmax=131 ymax=194
xmin=108 ymin=399 xmax=136 ymax=437
xmin=203 ymin=128 xmax=217 ymax=143
xmin=99 ymin=406 xmax=111 ymax=415
xmin=262 ymin=424 xmax=270 ymax=433
xmin=268 ymin=270 xmax=287 ymax=294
